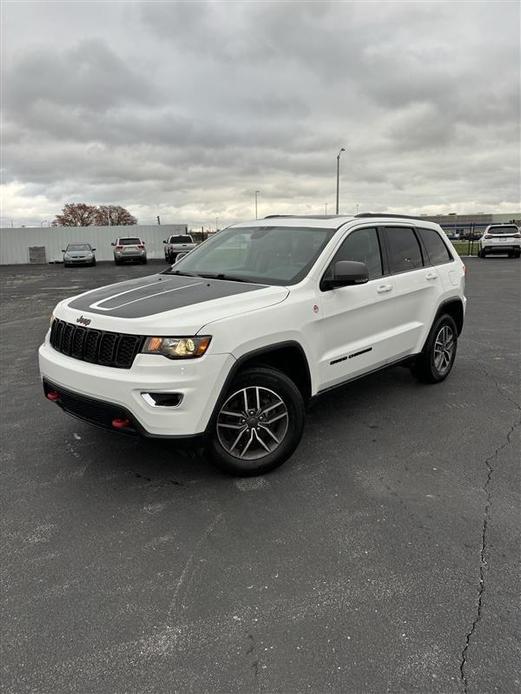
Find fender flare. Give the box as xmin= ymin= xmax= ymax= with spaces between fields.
xmin=205 ymin=340 xmax=311 ymax=433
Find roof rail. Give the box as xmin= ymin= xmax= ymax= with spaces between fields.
xmin=263 ymin=214 xmax=348 ymax=220
xmin=355 ymin=212 xmax=425 ymax=220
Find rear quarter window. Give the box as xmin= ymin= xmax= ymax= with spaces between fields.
xmin=417 ymin=228 xmax=453 ymax=265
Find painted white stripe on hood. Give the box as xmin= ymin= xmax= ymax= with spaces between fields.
xmin=91 ymin=282 xmax=204 ymax=311
xmin=87 ymin=276 xmax=179 ymax=308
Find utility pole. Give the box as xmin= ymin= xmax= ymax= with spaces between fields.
xmin=255 ymin=190 xmax=260 ymax=219
xmin=157 ymin=215 xmax=161 ymax=225
xmin=324 ymin=203 xmax=328 ymax=215
xmin=336 ymin=147 xmax=346 ymax=214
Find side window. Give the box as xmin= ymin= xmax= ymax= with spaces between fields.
xmin=385 ymin=227 xmax=423 ymax=274
xmin=417 ymin=228 xmax=453 ymax=265
xmin=330 ymin=227 xmax=383 ymax=280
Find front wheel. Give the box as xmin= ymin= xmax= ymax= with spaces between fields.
xmin=412 ymin=314 xmax=458 ymax=384
xmin=208 ymin=367 xmax=305 ymax=476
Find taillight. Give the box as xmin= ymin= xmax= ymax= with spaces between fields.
xmin=116 ymin=245 xmax=123 ymax=250
xmin=513 ymin=233 xmax=521 ymax=239
xmin=138 ymin=244 xmax=145 ymax=249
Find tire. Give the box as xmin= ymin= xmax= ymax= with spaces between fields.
xmin=478 ymin=249 xmax=485 ymax=258
xmin=91 ymin=259 xmax=96 ymax=267
xmin=412 ymin=314 xmax=458 ymax=384
xmin=208 ymin=367 xmax=305 ymax=476
xmin=141 ymin=258 xmax=147 ymax=264
xmin=514 ymin=251 xmax=521 ymax=259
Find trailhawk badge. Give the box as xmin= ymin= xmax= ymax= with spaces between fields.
xmin=76 ymin=315 xmax=91 ymax=326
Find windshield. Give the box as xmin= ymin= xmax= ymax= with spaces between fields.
xmin=165 ymin=226 xmax=335 ymax=285
xmin=119 ymin=238 xmax=141 ymax=245
xmin=66 ymin=244 xmax=90 ymax=251
xmin=487 ymin=226 xmax=519 ymax=235
xmin=171 ymin=235 xmax=193 ymax=243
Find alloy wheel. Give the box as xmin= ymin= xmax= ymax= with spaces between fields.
xmin=216 ymin=386 xmax=289 ymax=461
xmin=433 ymin=325 xmax=455 ymax=375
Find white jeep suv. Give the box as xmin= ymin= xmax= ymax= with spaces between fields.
xmin=39 ymin=214 xmax=466 ymax=476
xmin=478 ymin=224 xmax=521 ymax=258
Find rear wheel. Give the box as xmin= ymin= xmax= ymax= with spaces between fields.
xmin=478 ymin=249 xmax=485 ymax=258
xmin=412 ymin=314 xmax=458 ymax=384
xmin=208 ymin=367 xmax=305 ymax=476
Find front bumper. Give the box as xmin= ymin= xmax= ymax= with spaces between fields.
xmin=39 ymin=340 xmax=235 ymax=437
xmin=64 ymin=257 xmax=94 ymax=264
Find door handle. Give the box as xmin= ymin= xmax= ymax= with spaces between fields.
xmin=376 ymin=283 xmax=393 ymax=293
xmin=425 ymin=271 xmax=438 ymax=280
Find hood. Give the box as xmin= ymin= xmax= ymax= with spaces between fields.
xmin=58 ymin=273 xmax=289 ymax=334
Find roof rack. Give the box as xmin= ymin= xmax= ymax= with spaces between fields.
xmin=355 ymin=212 xmax=425 ymax=220
xmin=263 ymin=214 xmax=349 ymax=220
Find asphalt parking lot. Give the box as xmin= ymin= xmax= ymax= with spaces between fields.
xmin=1 ymin=258 xmax=519 ymax=693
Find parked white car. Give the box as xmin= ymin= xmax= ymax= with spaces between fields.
xmin=40 ymin=214 xmax=466 ymax=476
xmin=111 ymin=237 xmax=147 ymax=264
xmin=478 ymin=224 xmax=521 ymax=258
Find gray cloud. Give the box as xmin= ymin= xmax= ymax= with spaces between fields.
xmin=1 ymin=0 xmax=519 ymax=226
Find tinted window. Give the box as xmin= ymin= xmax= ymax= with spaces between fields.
xmin=385 ymin=227 xmax=423 ymax=273
xmin=171 ymin=235 xmax=193 ymax=243
xmin=487 ymin=225 xmax=519 ymax=235
xmin=119 ymin=238 xmax=141 ymax=245
xmin=418 ymin=228 xmax=452 ymax=265
xmin=331 ymin=227 xmax=383 ymax=280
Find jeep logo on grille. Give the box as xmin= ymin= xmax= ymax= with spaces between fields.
xmin=76 ymin=315 xmax=91 ymax=326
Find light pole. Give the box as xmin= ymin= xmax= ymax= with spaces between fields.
xmin=336 ymin=147 xmax=346 ymax=214
xmin=255 ymin=190 xmax=260 ymax=219
xmin=324 ymin=202 xmax=328 ymax=215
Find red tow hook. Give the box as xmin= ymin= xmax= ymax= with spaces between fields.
xmin=112 ymin=418 xmax=130 ymax=429
xmin=46 ymin=391 xmax=60 ymax=401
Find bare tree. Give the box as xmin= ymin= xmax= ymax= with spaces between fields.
xmin=52 ymin=203 xmax=98 ymax=227
xmin=95 ymin=205 xmax=137 ymax=226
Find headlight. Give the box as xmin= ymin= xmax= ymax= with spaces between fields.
xmin=142 ymin=336 xmax=211 ymax=359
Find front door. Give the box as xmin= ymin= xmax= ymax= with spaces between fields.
xmin=316 ymin=226 xmax=399 ymax=390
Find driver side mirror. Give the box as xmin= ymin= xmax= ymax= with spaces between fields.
xmin=321 ymin=260 xmax=369 ymax=290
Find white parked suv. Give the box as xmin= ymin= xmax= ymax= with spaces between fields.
xmin=39 ymin=214 xmax=466 ymax=476
xmin=112 ymin=237 xmax=147 ymax=264
xmin=477 ymin=224 xmax=521 ymax=258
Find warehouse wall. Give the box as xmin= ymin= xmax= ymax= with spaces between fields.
xmin=0 ymin=225 xmax=188 ymax=265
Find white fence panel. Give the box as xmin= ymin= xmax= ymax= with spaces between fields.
xmin=0 ymin=225 xmax=188 ymax=265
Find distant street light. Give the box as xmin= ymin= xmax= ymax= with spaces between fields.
xmin=336 ymin=147 xmax=346 ymax=214
xmin=255 ymin=190 xmax=260 ymax=219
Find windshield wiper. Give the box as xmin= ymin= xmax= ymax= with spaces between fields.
xmin=164 ymin=269 xmax=200 ymax=277
xmin=197 ymin=273 xmax=249 ymax=283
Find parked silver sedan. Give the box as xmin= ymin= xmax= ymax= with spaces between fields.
xmin=62 ymin=243 xmax=96 ymax=267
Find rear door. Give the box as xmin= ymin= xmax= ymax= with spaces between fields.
xmin=381 ymin=225 xmax=438 ymax=354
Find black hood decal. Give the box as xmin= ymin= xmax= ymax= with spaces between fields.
xmin=68 ymin=273 xmax=263 ymax=318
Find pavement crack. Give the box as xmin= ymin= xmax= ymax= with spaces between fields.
xmin=459 ymin=417 xmax=521 ymax=692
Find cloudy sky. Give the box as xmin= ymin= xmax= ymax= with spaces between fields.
xmin=1 ymin=1 xmax=520 ymax=228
